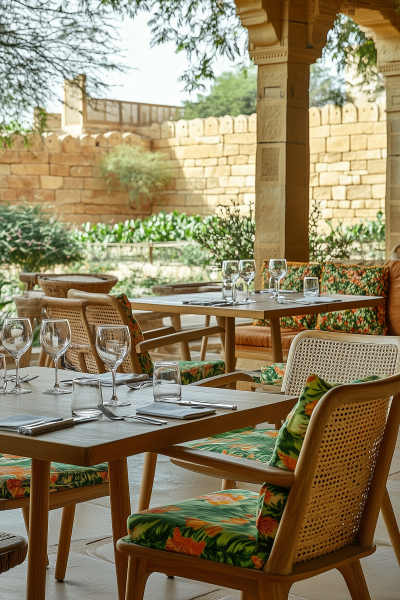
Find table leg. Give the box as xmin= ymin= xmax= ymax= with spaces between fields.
xmin=109 ymin=458 xmax=132 ymax=600
xmin=270 ymin=318 xmax=283 ymax=363
xmin=225 ymin=316 xmax=236 ymax=373
xmin=27 ymin=459 xmax=50 ymax=600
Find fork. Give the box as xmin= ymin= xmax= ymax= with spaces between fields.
xmin=97 ymin=404 xmax=166 ymax=425
xmin=124 ymin=381 xmax=153 ymax=390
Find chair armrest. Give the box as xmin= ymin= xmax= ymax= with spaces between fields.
xmin=189 ymin=372 xmax=253 ymax=387
xmin=156 ymin=446 xmax=294 ymax=486
xmin=136 ymin=326 xmax=225 ymax=352
xmin=142 ymin=327 xmax=176 ymax=341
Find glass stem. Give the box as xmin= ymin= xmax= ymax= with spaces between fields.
xmin=111 ymin=368 xmax=117 ymax=401
xmin=245 ymin=282 xmax=250 ymax=301
xmin=14 ymin=357 xmax=21 ymax=390
xmin=276 ymin=279 xmax=281 ymax=299
xmin=54 ymin=357 xmax=60 ymax=389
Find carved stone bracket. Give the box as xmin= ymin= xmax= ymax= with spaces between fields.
xmin=235 ymin=0 xmax=282 ymax=51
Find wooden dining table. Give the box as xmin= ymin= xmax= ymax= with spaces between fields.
xmin=0 ymin=367 xmax=297 ymax=600
xmin=129 ymin=291 xmax=385 ymax=371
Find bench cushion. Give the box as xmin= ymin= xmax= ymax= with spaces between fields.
xmin=235 ymin=326 xmax=298 ymax=352
xmin=315 ymin=263 xmax=388 ymax=335
xmin=0 ymin=454 xmax=108 ymax=499
xmin=125 ymin=489 xmax=270 ymax=569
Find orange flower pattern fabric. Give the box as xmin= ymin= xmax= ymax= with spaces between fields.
xmin=260 ymin=363 xmax=286 ymax=386
xmin=315 ymin=263 xmax=388 ymax=335
xmin=0 ymin=453 xmax=108 ymax=499
xmin=115 ymin=294 xmax=225 ymax=382
xmin=186 ymin=427 xmax=278 ymax=463
xmin=125 ymin=489 xmax=271 ymax=569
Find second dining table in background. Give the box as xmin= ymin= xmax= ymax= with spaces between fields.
xmin=129 ymin=291 xmax=385 ymax=371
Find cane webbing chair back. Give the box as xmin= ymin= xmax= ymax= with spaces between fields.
xmin=266 ymin=375 xmax=400 ymax=574
xmin=282 ymin=330 xmax=400 ymax=396
xmin=41 ymin=297 xmax=103 ymax=374
xmin=67 ymin=290 xmax=143 ymax=374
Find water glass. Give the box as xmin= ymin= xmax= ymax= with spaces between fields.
xmin=40 ymin=319 xmax=72 ymax=395
xmin=304 ymin=277 xmax=320 ymax=297
xmin=269 ymin=276 xmax=277 ymax=297
xmin=2 ymin=318 xmax=32 ymax=394
xmin=71 ymin=378 xmax=103 ymax=418
xmin=269 ymin=259 xmax=287 ymax=301
xmin=95 ymin=325 xmax=131 ymax=406
xmin=222 ymin=260 xmax=239 ymax=304
xmin=239 ymin=259 xmax=256 ymax=302
xmin=0 ymin=354 xmax=7 ymax=394
xmin=153 ymin=361 xmax=181 ymax=402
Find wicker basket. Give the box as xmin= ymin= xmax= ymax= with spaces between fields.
xmin=37 ymin=273 xmax=118 ymax=298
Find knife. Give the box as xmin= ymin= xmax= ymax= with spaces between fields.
xmin=157 ymin=399 xmax=237 ymax=410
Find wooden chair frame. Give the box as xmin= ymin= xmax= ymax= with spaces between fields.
xmin=118 ymin=374 xmax=400 ymax=600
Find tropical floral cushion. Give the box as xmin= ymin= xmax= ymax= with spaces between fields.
xmin=258 ymin=261 xmax=323 ymax=330
xmin=186 ymin=427 xmax=278 ymax=463
xmin=315 ymin=263 xmax=388 ymax=335
xmin=260 ymin=363 xmax=286 ymax=386
xmin=125 ymin=489 xmax=270 ymax=569
xmin=115 ymin=294 xmax=225 ymax=382
xmin=0 ymin=453 xmax=108 ymax=499
xmin=179 ymin=360 xmax=225 ymax=384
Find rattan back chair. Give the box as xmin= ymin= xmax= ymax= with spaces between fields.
xmin=41 ymin=297 xmax=105 ymax=373
xmin=118 ymin=374 xmax=400 ymax=600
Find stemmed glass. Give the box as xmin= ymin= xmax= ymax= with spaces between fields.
xmin=269 ymin=259 xmax=287 ymax=301
xmin=2 ymin=318 xmax=33 ymax=394
xmin=239 ymin=259 xmax=256 ymax=302
xmin=40 ymin=319 xmax=72 ymax=395
xmin=95 ymin=325 xmax=131 ymax=406
xmin=222 ymin=260 xmax=240 ymax=304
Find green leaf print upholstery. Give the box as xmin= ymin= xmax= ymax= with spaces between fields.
xmin=260 ymin=363 xmax=286 ymax=386
xmin=125 ymin=489 xmax=270 ymax=569
xmin=0 ymin=453 xmax=108 ymax=499
xmin=115 ymin=294 xmax=225 ymax=382
xmin=315 ymin=262 xmax=388 ymax=335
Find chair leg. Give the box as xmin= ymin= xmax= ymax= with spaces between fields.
xmin=240 ymin=593 xmax=256 ymax=600
xmin=221 ymin=479 xmax=236 ymax=490
xmin=22 ymin=506 xmax=49 ymax=567
xmin=338 ymin=560 xmax=371 ymax=600
xmin=258 ymin=581 xmax=290 ymax=600
xmin=55 ymin=504 xmax=76 ymax=581
xmin=126 ymin=556 xmax=150 ymax=600
xmin=170 ymin=314 xmax=191 ymax=361
xmin=138 ymin=452 xmax=158 ymax=511
xmin=199 ymin=315 xmax=211 ymax=361
xmin=381 ymin=486 xmax=400 ymax=567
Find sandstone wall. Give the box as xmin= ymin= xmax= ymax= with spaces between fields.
xmin=0 ymin=103 xmax=387 ymax=226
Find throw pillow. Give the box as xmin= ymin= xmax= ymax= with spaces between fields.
xmin=315 ymin=263 xmax=388 ymax=335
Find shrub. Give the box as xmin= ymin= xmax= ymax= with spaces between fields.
xmin=98 ymin=144 xmax=172 ymax=207
xmin=192 ymin=199 xmax=255 ymax=267
xmin=0 ymin=203 xmax=82 ymax=272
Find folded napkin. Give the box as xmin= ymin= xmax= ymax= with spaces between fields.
xmin=0 ymin=414 xmax=63 ymax=432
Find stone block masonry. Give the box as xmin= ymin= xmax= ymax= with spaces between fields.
xmin=0 ymin=103 xmax=387 ymax=226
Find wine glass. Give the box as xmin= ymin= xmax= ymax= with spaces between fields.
xmin=222 ymin=260 xmax=240 ymax=304
xmin=239 ymin=259 xmax=256 ymax=302
xmin=95 ymin=325 xmax=131 ymax=406
xmin=269 ymin=259 xmax=287 ymax=301
xmin=40 ymin=319 xmax=72 ymax=395
xmin=2 ymin=318 xmax=33 ymax=394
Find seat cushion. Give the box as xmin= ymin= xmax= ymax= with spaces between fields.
xmin=235 ymin=326 xmax=298 ymax=351
xmin=186 ymin=428 xmax=279 ymax=463
xmin=178 ymin=360 xmax=225 ymax=384
xmin=0 ymin=454 xmax=108 ymax=499
xmin=260 ymin=363 xmax=286 ymax=386
xmin=315 ymin=263 xmax=389 ymax=335
xmin=125 ymin=489 xmax=270 ymax=569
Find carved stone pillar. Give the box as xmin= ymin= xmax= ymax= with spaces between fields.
xmin=383 ymin=69 xmax=400 ymax=255
xmin=236 ymin=0 xmax=320 ymax=284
